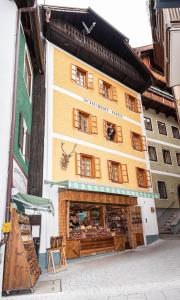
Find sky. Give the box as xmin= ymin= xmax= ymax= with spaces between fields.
xmin=39 ymin=0 xmax=152 ymax=48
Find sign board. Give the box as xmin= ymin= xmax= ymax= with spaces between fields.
xmin=13 ymin=159 xmax=27 ymax=194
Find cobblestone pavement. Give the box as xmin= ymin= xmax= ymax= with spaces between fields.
xmin=4 ymin=239 xmax=180 ymax=299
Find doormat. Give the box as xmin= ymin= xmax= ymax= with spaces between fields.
xmin=34 ymin=279 xmax=62 ymax=294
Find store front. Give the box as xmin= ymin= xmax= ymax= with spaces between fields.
xmin=59 ymin=190 xmax=144 ymax=259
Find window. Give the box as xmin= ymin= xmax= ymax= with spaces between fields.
xmin=99 ymin=79 xmax=117 ymax=101
xmin=172 ymin=126 xmax=180 ymax=139
xmin=148 ymin=146 xmax=157 ymax=161
xmin=157 ymin=181 xmax=167 ymax=199
xmin=104 ymin=121 xmax=123 ymax=143
xmin=157 ymin=121 xmax=167 ymax=135
xmin=125 ymin=93 xmax=141 ymax=113
xmin=176 ymin=153 xmax=180 ymax=166
xmin=75 ymin=153 xmax=101 ymax=178
xmin=24 ymin=50 xmax=32 ymax=97
xmin=136 ymin=168 xmax=151 ymax=188
xmin=107 ymin=160 xmax=129 ymax=183
xmin=162 ymin=150 xmax=172 ymax=164
xmin=131 ymin=132 xmax=147 ymax=151
xmin=73 ymin=109 xmax=98 ymax=134
xmin=71 ymin=64 xmax=93 ymax=89
xmin=18 ymin=113 xmax=30 ymax=163
xmin=144 ymin=117 xmax=152 ymax=131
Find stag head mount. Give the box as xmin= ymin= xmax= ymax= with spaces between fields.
xmin=60 ymin=142 xmax=77 ymax=169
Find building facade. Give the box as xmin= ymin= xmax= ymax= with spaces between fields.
xmin=41 ymin=6 xmax=159 ymax=268
xmin=136 ymin=45 xmax=180 ymax=233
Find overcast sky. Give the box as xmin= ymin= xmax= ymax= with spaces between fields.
xmin=39 ymin=0 xmax=152 ymax=47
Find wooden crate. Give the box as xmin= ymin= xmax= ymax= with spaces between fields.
xmin=66 ymin=239 xmax=80 ymax=258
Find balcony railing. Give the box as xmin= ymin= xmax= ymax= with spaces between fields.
xmin=143 ymin=90 xmax=175 ymax=109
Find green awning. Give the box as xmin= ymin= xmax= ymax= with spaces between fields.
xmin=44 ymin=180 xmax=159 ymax=199
xmin=13 ymin=193 xmax=54 ymax=215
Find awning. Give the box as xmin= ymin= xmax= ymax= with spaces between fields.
xmin=155 ymin=0 xmax=180 ymax=8
xmin=44 ymin=180 xmax=159 ymax=199
xmin=13 ymin=193 xmax=54 ymax=215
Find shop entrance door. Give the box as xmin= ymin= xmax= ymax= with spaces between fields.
xmin=29 ymin=215 xmax=41 ymax=258
xmin=129 ymin=206 xmax=144 ymax=248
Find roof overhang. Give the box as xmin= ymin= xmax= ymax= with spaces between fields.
xmin=155 ymin=0 xmax=180 ymax=8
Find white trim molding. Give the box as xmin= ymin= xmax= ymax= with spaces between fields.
xmin=151 ymin=169 xmax=180 ymax=178
xmin=147 ymin=137 xmax=180 ymax=150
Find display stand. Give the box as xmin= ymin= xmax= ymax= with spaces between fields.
xmin=47 ymin=236 xmax=67 ymax=273
xmin=3 ymin=208 xmax=40 ymax=293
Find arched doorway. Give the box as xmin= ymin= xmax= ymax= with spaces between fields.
xmin=178 ymin=185 xmax=180 ymax=207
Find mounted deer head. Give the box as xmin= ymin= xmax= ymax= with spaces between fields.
xmin=60 ymin=142 xmax=77 ymax=169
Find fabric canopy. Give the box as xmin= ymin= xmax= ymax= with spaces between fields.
xmin=13 ymin=193 xmax=54 ymax=215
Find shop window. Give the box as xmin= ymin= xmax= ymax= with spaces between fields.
xmin=73 ymin=109 xmax=98 ymax=134
xmin=176 ymin=153 xmax=180 ymax=166
xmin=125 ymin=93 xmax=141 ymax=113
xmin=148 ymin=146 xmax=157 ymax=161
xmin=162 ymin=149 xmax=172 ymax=164
xmin=172 ymin=126 xmax=180 ymax=139
xmin=71 ymin=64 xmax=93 ymax=89
xmin=136 ymin=167 xmax=151 ymax=188
xmin=157 ymin=121 xmax=167 ymax=135
xmin=24 ymin=50 xmax=32 ymax=98
xmin=144 ymin=117 xmax=152 ymax=131
xmin=75 ymin=153 xmax=101 ymax=178
xmin=107 ymin=160 xmax=129 ymax=183
xmin=131 ymin=132 xmax=147 ymax=151
xmin=99 ymin=79 xmax=117 ymax=101
xmin=104 ymin=121 xmax=123 ymax=143
xmin=157 ymin=181 xmax=167 ymax=199
xmin=18 ymin=113 xmax=30 ymax=163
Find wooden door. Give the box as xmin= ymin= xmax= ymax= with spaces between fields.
xmin=128 ymin=206 xmax=144 ymax=248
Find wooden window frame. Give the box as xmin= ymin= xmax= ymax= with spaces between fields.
xmin=103 ymin=120 xmax=123 ymax=143
xmin=176 ymin=153 xmax=180 ymax=166
xmin=24 ymin=47 xmax=32 ymax=100
xmin=162 ymin=149 xmax=172 ymax=165
xmin=157 ymin=181 xmax=167 ymax=199
xmin=171 ymin=126 xmax=180 ymax=140
xmin=125 ymin=93 xmax=141 ymax=113
xmin=99 ymin=79 xmax=117 ymax=101
xmin=75 ymin=153 xmax=101 ymax=179
xmin=73 ymin=109 xmax=98 ymax=135
xmin=136 ymin=167 xmax=151 ymax=188
xmin=157 ymin=121 xmax=167 ymax=135
xmin=148 ymin=146 xmax=158 ymax=162
xmin=144 ymin=117 xmax=153 ymax=131
xmin=131 ymin=132 xmax=147 ymax=151
xmin=107 ymin=160 xmax=129 ymax=183
xmin=71 ymin=64 xmax=93 ymax=89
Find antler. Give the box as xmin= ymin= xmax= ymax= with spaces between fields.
xmin=68 ymin=144 xmax=77 ymax=156
xmin=61 ymin=142 xmax=66 ymax=155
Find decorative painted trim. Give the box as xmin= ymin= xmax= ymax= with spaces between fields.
xmin=52 ymin=133 xmax=146 ymax=163
xmin=53 ymin=85 xmax=141 ymax=127
xmin=44 ymin=180 xmax=159 ymax=199
xmin=147 ymin=137 xmax=180 ymax=150
xmin=151 ymin=169 xmax=180 ymax=178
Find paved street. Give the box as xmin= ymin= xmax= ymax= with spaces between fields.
xmin=3 ymin=239 xmax=180 ymax=299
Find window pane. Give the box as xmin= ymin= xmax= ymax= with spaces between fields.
xmin=81 ymin=156 xmax=92 ymax=177
xmin=157 ymin=121 xmax=167 ymax=135
xmin=172 ymin=126 xmax=180 ymax=139
xmin=112 ymin=163 xmax=119 ymax=182
xmin=162 ymin=150 xmax=172 ymax=164
xmin=144 ymin=117 xmax=152 ymax=131
xmin=176 ymin=153 xmax=180 ymax=166
xmin=157 ymin=181 xmax=167 ymax=199
xmin=107 ymin=122 xmax=116 ymax=142
xmin=148 ymin=146 xmax=157 ymax=161
xmin=79 ymin=113 xmax=89 ymax=133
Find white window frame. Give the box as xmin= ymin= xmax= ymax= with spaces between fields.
xmin=23 ymin=45 xmax=33 ymax=102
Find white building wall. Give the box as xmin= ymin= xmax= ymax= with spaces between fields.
xmin=0 ymin=0 xmax=17 ymax=293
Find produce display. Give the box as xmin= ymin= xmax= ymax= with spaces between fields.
xmin=69 ymin=227 xmax=112 ymax=240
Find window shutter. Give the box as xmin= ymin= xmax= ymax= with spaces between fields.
xmin=103 ymin=120 xmax=108 ymax=139
xmin=136 ymin=99 xmax=142 ymax=113
xmin=141 ymin=135 xmax=147 ymax=151
xmin=136 ymin=168 xmax=141 ymax=187
xmin=25 ymin=132 xmax=30 ymax=163
xmin=107 ymin=160 xmax=113 ymax=180
xmin=87 ymin=73 xmax=93 ymax=89
xmin=94 ymin=157 xmax=101 ymax=178
xmin=90 ymin=115 xmax=98 ymax=134
xmin=146 ymin=170 xmax=152 ymax=187
xmin=18 ymin=113 xmax=24 ymax=151
xmin=121 ymin=164 xmax=129 ymax=183
xmin=99 ymin=80 xmax=104 ymax=95
xmin=111 ymin=86 xmax=117 ymax=101
xmin=125 ymin=93 xmax=130 ymax=108
xmin=130 ymin=131 xmax=134 ymax=147
xmin=73 ymin=108 xmax=80 ymax=129
xmin=71 ymin=64 xmax=77 ymax=81
xmin=75 ymin=153 xmax=81 ymax=175
xmin=116 ymin=125 xmax=123 ymax=143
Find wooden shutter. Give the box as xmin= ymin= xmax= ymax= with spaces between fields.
xmin=25 ymin=132 xmax=30 ymax=163
xmin=136 ymin=168 xmax=141 ymax=187
xmin=18 ymin=113 xmax=24 ymax=151
xmin=136 ymin=99 xmax=142 ymax=113
xmin=103 ymin=120 xmax=108 ymax=139
xmin=90 ymin=115 xmax=98 ymax=134
xmin=111 ymin=86 xmax=117 ymax=101
xmin=87 ymin=73 xmax=93 ymax=89
xmin=125 ymin=93 xmax=130 ymax=108
xmin=73 ymin=108 xmax=79 ymax=129
xmin=94 ymin=157 xmax=101 ymax=178
xmin=141 ymin=135 xmax=147 ymax=151
xmin=116 ymin=125 xmax=123 ymax=143
xmin=71 ymin=64 xmax=77 ymax=81
xmin=75 ymin=153 xmax=81 ymax=175
xmin=121 ymin=164 xmax=129 ymax=183
xmin=99 ymin=79 xmax=104 ymax=95
xmin=107 ymin=160 xmax=113 ymax=180
xmin=146 ymin=170 xmax=152 ymax=187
